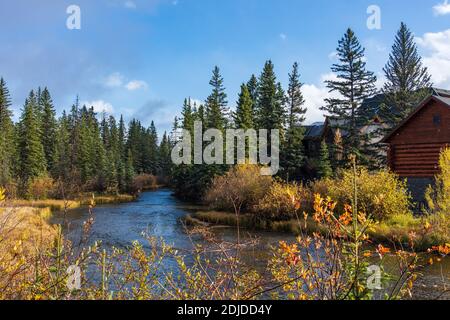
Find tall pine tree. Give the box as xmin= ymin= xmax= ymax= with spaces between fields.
xmin=0 ymin=78 xmax=16 ymax=188
xmin=54 ymin=111 xmax=71 ymax=183
xmin=256 ymin=61 xmax=286 ymax=133
xmin=18 ymin=91 xmax=47 ymax=195
xmin=39 ymin=88 xmax=57 ymax=173
xmin=205 ymin=66 xmax=228 ymax=131
xmin=246 ymin=74 xmax=259 ymax=125
xmin=318 ymin=141 xmax=333 ymax=179
xmin=321 ymin=29 xmax=377 ymax=164
xmin=234 ymin=84 xmax=254 ymax=129
xmin=382 ymin=22 xmax=432 ymax=124
xmin=283 ymin=62 xmax=307 ymax=180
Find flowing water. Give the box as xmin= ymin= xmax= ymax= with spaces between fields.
xmin=51 ymin=189 xmax=449 ymax=300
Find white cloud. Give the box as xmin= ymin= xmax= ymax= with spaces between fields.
xmin=302 ymin=72 xmax=353 ymax=124
xmin=328 ymin=51 xmax=338 ymax=61
xmin=83 ymin=100 xmax=115 ymax=114
xmin=125 ymin=80 xmax=149 ymax=91
xmin=302 ymin=84 xmax=329 ymax=124
xmin=375 ymin=72 xmax=386 ymax=90
xmin=103 ymin=72 xmax=149 ymax=91
xmin=416 ymin=29 xmax=450 ymax=87
xmin=124 ymin=1 xmax=137 ymax=9
xmin=104 ymin=72 xmax=124 ymax=88
xmin=433 ymin=0 xmax=450 ymax=16
xmin=320 ymin=72 xmax=338 ymax=83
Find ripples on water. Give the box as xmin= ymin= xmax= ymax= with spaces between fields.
xmin=51 ymin=189 xmax=449 ymax=300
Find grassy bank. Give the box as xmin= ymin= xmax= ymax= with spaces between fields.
xmin=186 ymin=210 xmax=447 ymax=251
xmin=11 ymin=193 xmax=138 ymax=214
xmin=0 ymin=206 xmax=59 ymax=260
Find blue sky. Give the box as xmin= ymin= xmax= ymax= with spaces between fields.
xmin=1 ymin=0 xmax=450 ymax=134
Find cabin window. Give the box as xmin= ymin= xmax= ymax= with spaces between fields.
xmin=433 ymin=114 xmax=441 ymax=126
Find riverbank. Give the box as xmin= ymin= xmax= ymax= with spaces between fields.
xmin=3 ymin=189 xmax=446 ymax=300
xmin=185 ymin=210 xmax=448 ymax=252
xmin=10 ymin=193 xmax=138 ymax=213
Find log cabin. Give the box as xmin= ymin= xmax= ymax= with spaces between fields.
xmin=382 ymin=89 xmax=450 ymax=178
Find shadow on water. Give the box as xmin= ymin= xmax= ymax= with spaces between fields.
xmin=51 ymin=189 xmax=449 ymax=300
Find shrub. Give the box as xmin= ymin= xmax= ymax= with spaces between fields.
xmin=311 ymin=168 xmax=412 ymax=221
xmin=424 ymin=147 xmax=450 ymax=243
xmin=204 ymin=165 xmax=273 ymax=212
xmin=255 ymin=181 xmax=312 ymax=220
xmin=132 ymin=174 xmax=158 ymax=192
xmin=28 ymin=176 xmax=57 ymax=200
xmin=425 ymin=147 xmax=450 ymax=216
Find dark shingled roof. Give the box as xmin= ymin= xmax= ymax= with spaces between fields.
xmin=433 ymin=88 xmax=450 ymax=98
xmin=304 ymin=122 xmax=325 ymax=139
xmin=434 ymin=95 xmax=450 ymax=107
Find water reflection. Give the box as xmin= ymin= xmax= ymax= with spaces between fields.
xmin=51 ymin=189 xmax=449 ymax=300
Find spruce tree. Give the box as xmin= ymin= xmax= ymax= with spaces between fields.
xmin=318 ymin=141 xmax=333 ymax=179
xmin=107 ymin=115 xmax=120 ymax=192
xmin=18 ymin=91 xmax=47 ymax=195
xmin=246 ymin=74 xmax=259 ymax=124
xmin=54 ymin=111 xmax=71 ymax=182
xmin=234 ymin=84 xmax=254 ymax=129
xmin=100 ymin=112 xmax=110 ymax=147
xmin=124 ymin=149 xmax=135 ymax=192
xmin=127 ymin=119 xmax=144 ymax=174
xmin=283 ymin=62 xmax=307 ymax=180
xmin=0 ymin=78 xmax=16 ymax=188
xmin=205 ymin=66 xmax=228 ymax=131
xmin=78 ymin=106 xmax=96 ymax=184
xmin=118 ymin=115 xmax=126 ymax=158
xmin=39 ymin=88 xmax=57 ymax=173
xmin=181 ymin=98 xmax=195 ymax=133
xmin=256 ymin=61 xmax=286 ymax=132
xmin=382 ymin=22 xmax=432 ymax=124
xmin=67 ymin=98 xmax=82 ymax=183
xmin=321 ymin=29 xmax=377 ymax=163
xmin=159 ymin=131 xmax=172 ymax=178
xmin=146 ymin=121 xmax=159 ymax=175
xmin=117 ymin=115 xmax=127 ymax=191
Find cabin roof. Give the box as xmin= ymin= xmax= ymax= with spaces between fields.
xmin=304 ymin=123 xmax=325 ymax=139
xmin=433 ymin=88 xmax=450 ymax=98
xmin=434 ymin=95 xmax=450 ymax=106
xmin=382 ymin=91 xmax=450 ymax=143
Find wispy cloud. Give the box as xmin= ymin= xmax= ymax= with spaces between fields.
xmin=279 ymin=33 xmax=287 ymax=41
xmin=104 ymin=73 xmax=148 ymax=91
xmin=328 ymin=51 xmax=338 ymax=61
xmin=125 ymin=80 xmax=149 ymax=91
xmin=433 ymin=0 xmax=450 ymax=16
xmin=416 ymin=29 xmax=450 ymax=87
xmin=104 ymin=72 xmax=125 ymax=88
xmin=124 ymin=1 xmax=137 ymax=9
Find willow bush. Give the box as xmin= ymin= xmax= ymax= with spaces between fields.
xmin=311 ymin=168 xmax=412 ymax=221
xmin=424 ymin=147 xmax=450 ymax=244
xmin=204 ymin=165 xmax=273 ymax=212
xmin=255 ymin=181 xmax=312 ymax=220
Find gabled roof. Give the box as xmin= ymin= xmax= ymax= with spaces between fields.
xmin=382 ymin=93 xmax=450 ymax=143
xmin=433 ymin=88 xmax=450 ymax=98
xmin=303 ymin=122 xmax=325 ymax=139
